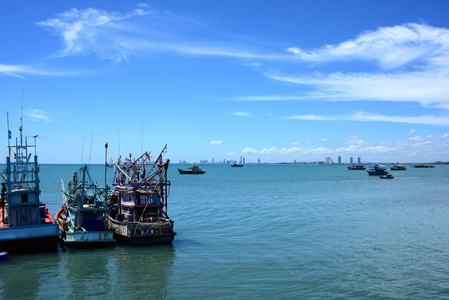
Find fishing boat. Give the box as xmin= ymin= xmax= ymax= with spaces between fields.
xmin=0 ymin=251 xmax=8 ymax=261
xmin=390 ymin=165 xmax=406 ymax=171
xmin=55 ymin=164 xmax=115 ymax=248
xmin=108 ymin=145 xmax=176 ymax=245
xmin=231 ymin=163 xmax=243 ymax=167
xmin=178 ymin=165 xmax=207 ymax=174
xmin=347 ymin=164 xmax=366 ymax=170
xmin=367 ymin=164 xmax=388 ymax=176
xmin=380 ymin=174 xmax=394 ymax=179
xmin=0 ymin=117 xmax=60 ymax=253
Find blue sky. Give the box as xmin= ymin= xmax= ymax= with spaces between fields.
xmin=2 ymin=0 xmax=449 ymax=163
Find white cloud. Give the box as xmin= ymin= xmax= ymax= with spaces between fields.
xmin=236 ymin=23 xmax=449 ymax=112
xmin=286 ymin=23 xmax=449 ymax=70
xmin=240 ymin=132 xmax=449 ymax=162
xmin=209 ymin=140 xmax=222 ymax=145
xmin=409 ymin=129 xmax=416 ymax=135
xmin=285 ymin=111 xmax=449 ymax=126
xmin=227 ymin=151 xmax=235 ymax=156
xmin=25 ymin=109 xmax=52 ymax=122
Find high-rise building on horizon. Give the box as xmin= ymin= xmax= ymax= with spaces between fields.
xmin=357 ymin=157 xmax=361 ymax=164
xmin=350 ymin=157 xmax=353 ymax=164
xmin=338 ymin=156 xmax=341 ymax=164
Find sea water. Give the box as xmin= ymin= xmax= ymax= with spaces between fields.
xmin=1 ymin=164 xmax=449 ymax=299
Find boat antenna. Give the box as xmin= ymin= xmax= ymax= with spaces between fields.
xmin=81 ymin=136 xmax=84 ymax=166
xmin=105 ymin=142 xmax=108 ymax=191
xmin=88 ymin=130 xmax=93 ymax=168
xmin=6 ymin=112 xmax=11 ymax=156
xmin=141 ymin=118 xmax=144 ymax=155
xmin=20 ymin=89 xmax=23 ymax=145
xmin=117 ymin=122 xmax=121 ymax=157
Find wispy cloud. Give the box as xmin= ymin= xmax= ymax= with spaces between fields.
xmin=25 ymin=109 xmax=52 ymax=122
xmin=208 ymin=140 xmax=222 ymax=145
xmin=36 ymin=6 xmax=285 ymax=63
xmin=232 ymin=111 xmax=251 ymax=117
xmin=0 ymin=64 xmax=79 ymax=78
xmin=285 ymin=111 xmax=449 ymax=126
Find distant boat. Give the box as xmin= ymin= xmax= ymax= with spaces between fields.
xmin=231 ymin=163 xmax=244 ymax=167
xmin=380 ymin=174 xmax=394 ymax=179
xmin=367 ymin=165 xmax=388 ymax=176
xmin=0 ymin=251 xmax=8 ymax=261
xmin=414 ymin=164 xmax=435 ymax=168
xmin=178 ymin=165 xmax=207 ymax=174
xmin=347 ymin=164 xmax=365 ymax=170
xmin=108 ymin=146 xmax=176 ymax=245
xmin=55 ymin=165 xmax=115 ymax=248
xmin=0 ymin=118 xmax=60 ymax=253
xmin=391 ymin=165 xmax=407 ymax=171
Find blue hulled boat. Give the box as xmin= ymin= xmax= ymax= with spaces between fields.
xmin=56 ymin=165 xmax=115 ymax=248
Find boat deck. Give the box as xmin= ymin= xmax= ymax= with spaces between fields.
xmin=0 ymin=202 xmax=55 ymax=228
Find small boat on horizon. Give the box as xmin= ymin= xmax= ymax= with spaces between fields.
xmin=414 ymin=164 xmax=435 ymax=168
xmin=231 ymin=163 xmax=244 ymax=167
xmin=391 ymin=165 xmax=407 ymax=171
xmin=178 ymin=165 xmax=207 ymax=174
xmin=0 ymin=251 xmax=8 ymax=261
xmin=347 ymin=164 xmax=365 ymax=170
xmin=55 ymin=164 xmax=115 ymax=248
xmin=367 ymin=164 xmax=388 ymax=176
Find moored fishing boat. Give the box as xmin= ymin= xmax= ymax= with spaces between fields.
xmin=108 ymin=145 xmax=176 ymax=245
xmin=56 ymin=163 xmax=115 ymax=248
xmin=0 ymin=116 xmax=60 ymax=253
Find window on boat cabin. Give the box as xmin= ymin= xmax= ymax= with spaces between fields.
xmin=123 ymin=194 xmax=133 ymax=203
xmin=21 ymin=194 xmax=28 ymax=203
xmin=139 ymin=195 xmax=148 ymax=205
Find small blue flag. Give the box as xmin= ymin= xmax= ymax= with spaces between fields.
xmin=8 ymin=130 xmax=11 ymax=139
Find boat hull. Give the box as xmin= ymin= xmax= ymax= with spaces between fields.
xmin=0 ymin=224 xmax=60 ymax=253
xmin=63 ymin=231 xmax=116 ymax=248
xmin=108 ymin=216 xmax=176 ymax=245
xmin=114 ymin=232 xmax=175 ymax=245
xmin=56 ymin=208 xmax=115 ymax=248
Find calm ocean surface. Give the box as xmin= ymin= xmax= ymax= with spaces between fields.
xmin=1 ymin=164 xmax=449 ymax=299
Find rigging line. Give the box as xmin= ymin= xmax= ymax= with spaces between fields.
xmin=141 ymin=118 xmax=144 ymax=155
xmin=81 ymin=136 xmax=84 ymax=167
xmin=89 ymin=131 xmax=93 ymax=168
xmin=117 ymin=122 xmax=121 ymax=157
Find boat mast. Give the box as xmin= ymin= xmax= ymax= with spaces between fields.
xmin=105 ymin=142 xmax=108 ymax=196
